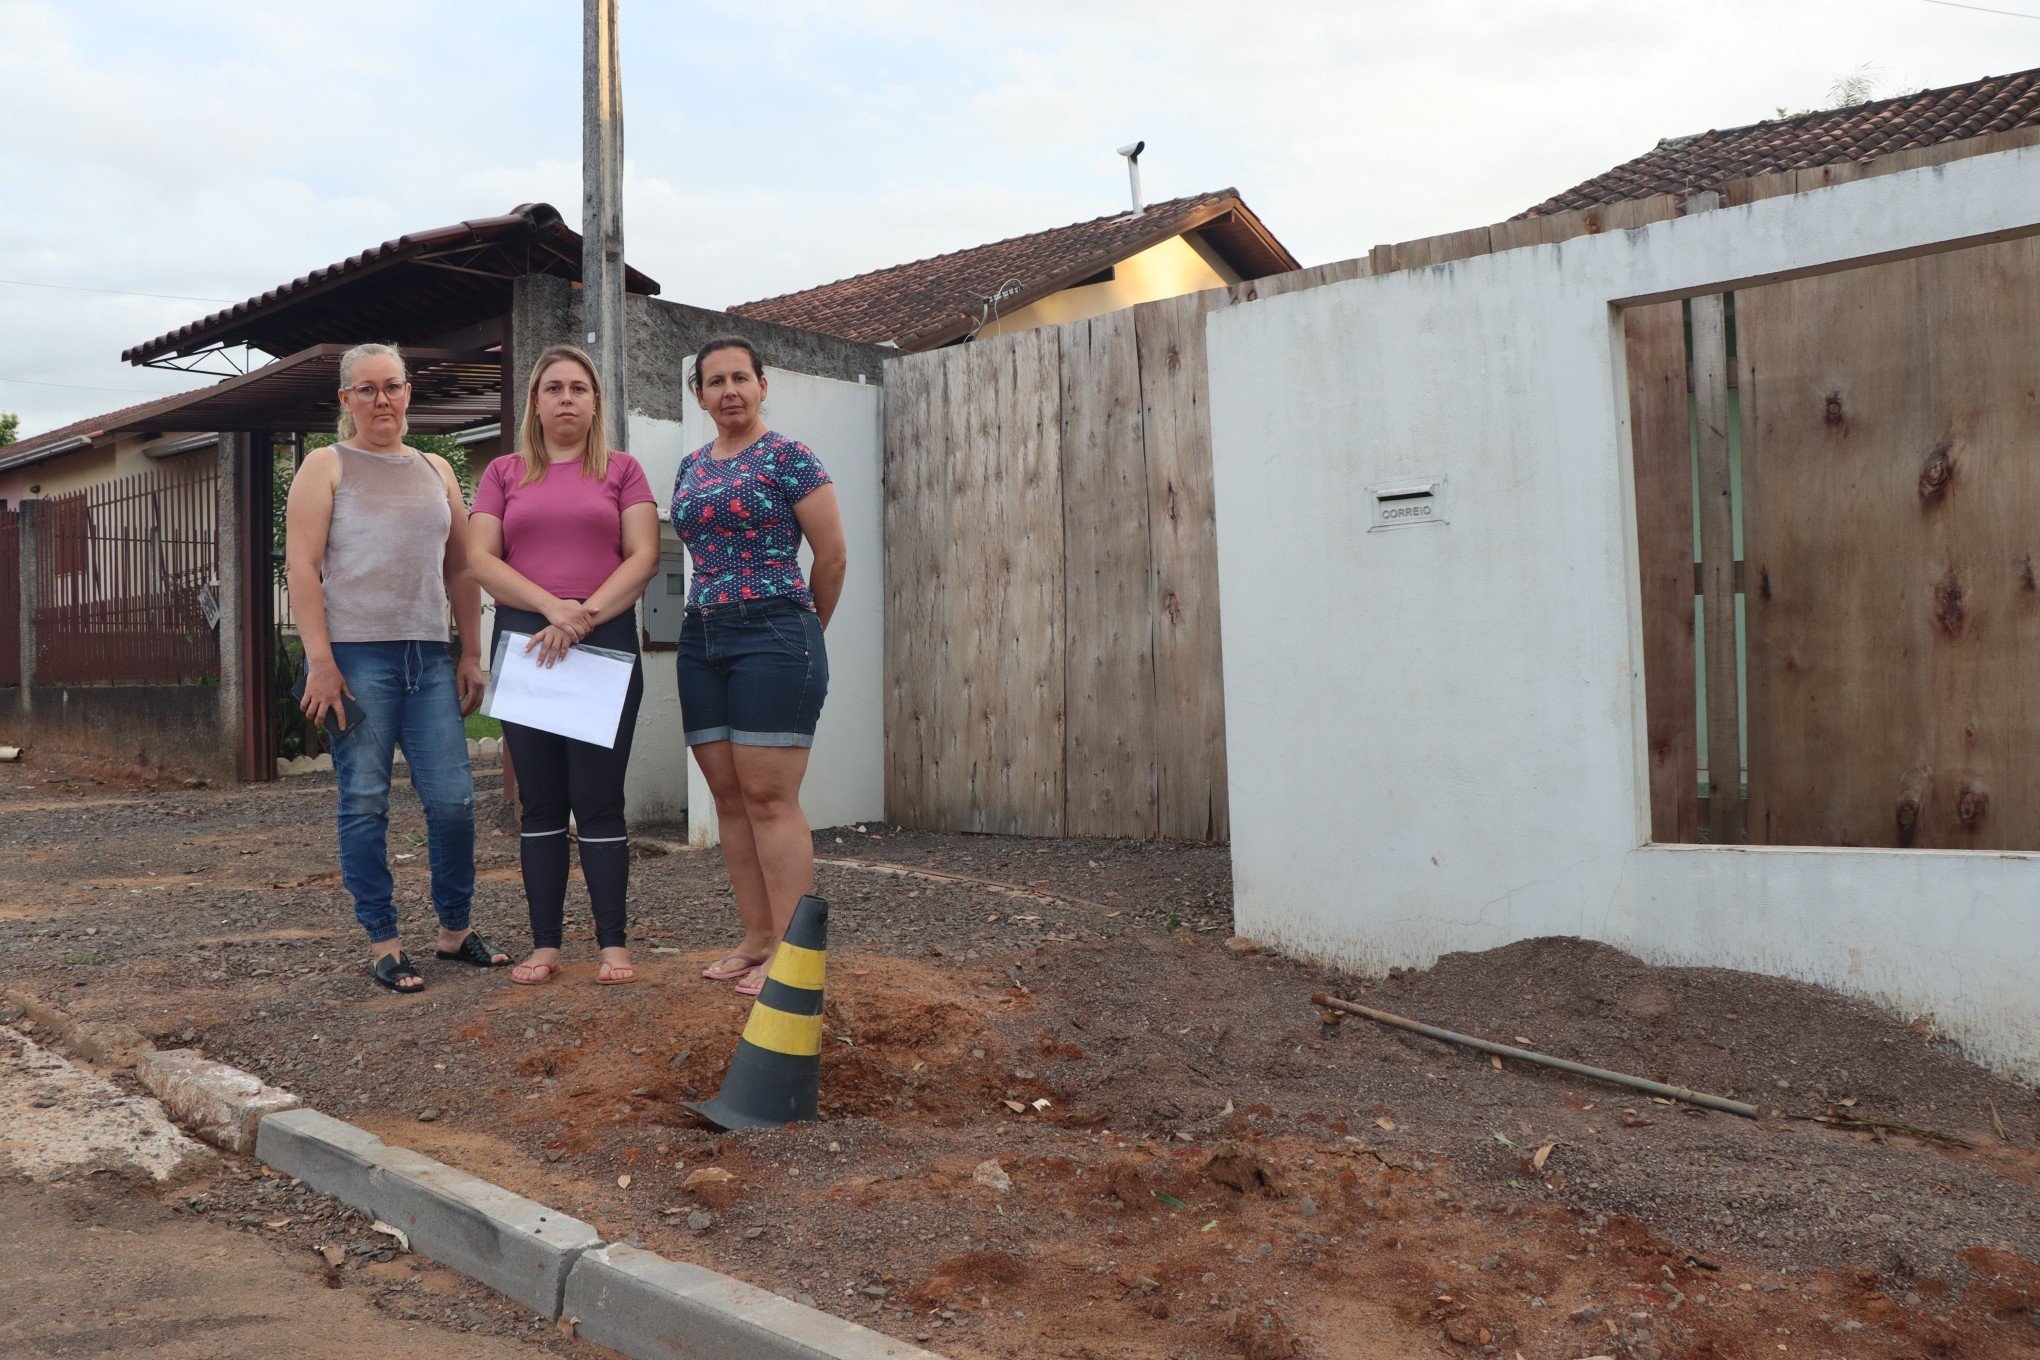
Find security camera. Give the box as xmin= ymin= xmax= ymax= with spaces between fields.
xmin=1116 ymin=141 xmax=1144 ymax=159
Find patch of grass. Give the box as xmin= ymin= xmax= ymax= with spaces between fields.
xmin=465 ymin=713 xmax=502 ymax=740
xmin=65 ymin=952 xmax=99 ymax=966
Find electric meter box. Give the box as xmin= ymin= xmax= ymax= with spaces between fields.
xmin=642 ymin=549 xmax=688 ymax=644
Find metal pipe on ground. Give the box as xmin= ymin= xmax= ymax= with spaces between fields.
xmin=1310 ymin=992 xmax=1759 ymax=1119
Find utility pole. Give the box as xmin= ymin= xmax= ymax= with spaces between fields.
xmin=583 ymin=0 xmax=627 ymax=447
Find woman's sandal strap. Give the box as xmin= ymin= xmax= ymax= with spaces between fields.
xmin=436 ymin=931 xmax=507 ymax=967
xmin=372 ymin=952 xmax=424 ymax=993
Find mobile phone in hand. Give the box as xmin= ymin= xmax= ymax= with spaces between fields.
xmin=289 ymin=671 xmax=368 ymax=740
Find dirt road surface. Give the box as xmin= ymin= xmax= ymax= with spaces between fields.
xmin=0 ymin=1171 xmax=606 ymax=1359
xmin=3 ymin=748 xmax=2037 ymax=1359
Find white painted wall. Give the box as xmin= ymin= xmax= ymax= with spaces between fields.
xmin=1206 ymin=146 xmax=2040 ymax=1079
xmin=624 ymin=370 xmax=886 ymax=844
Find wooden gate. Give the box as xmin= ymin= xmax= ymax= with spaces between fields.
xmin=883 ymin=289 xmax=1233 ymax=841
xmin=1627 ymin=233 xmax=2040 ymax=849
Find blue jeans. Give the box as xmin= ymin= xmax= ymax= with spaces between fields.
xmin=329 ymin=641 xmax=476 ymax=944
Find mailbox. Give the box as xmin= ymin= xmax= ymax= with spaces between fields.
xmin=642 ymin=548 xmax=689 ymax=644
xmin=1368 ymin=477 xmax=1447 ymax=531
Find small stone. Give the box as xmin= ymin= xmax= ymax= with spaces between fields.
xmin=687 ymin=1211 xmax=713 ymax=1233
xmin=669 ymin=1050 xmax=692 ymax=1067
xmin=417 ymin=1108 xmax=441 ymax=1123
xmin=744 ymin=1227 xmax=764 ymax=1240
xmin=31 ymin=1098 xmax=55 ymax=1109
xmin=859 ymin=1285 xmax=887 ymax=1299
xmin=1298 ymin=1195 xmax=1319 ymax=1218
xmin=684 ymin=1167 xmax=737 ymax=1191
xmin=972 ymin=1159 xmax=1012 ymax=1194
xmin=1224 ymin=936 xmax=1263 ymax=956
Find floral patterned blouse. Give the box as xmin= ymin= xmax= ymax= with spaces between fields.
xmin=669 ymin=431 xmax=831 ymax=609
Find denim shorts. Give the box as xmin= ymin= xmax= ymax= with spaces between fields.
xmin=676 ymin=597 xmax=828 ymax=747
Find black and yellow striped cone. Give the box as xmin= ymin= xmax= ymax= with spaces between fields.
xmin=683 ymin=894 xmax=829 ymax=1131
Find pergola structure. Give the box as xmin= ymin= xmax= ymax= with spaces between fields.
xmin=108 ymin=345 xmax=506 ymax=434
xmin=124 ymin=203 xmax=659 ymax=376
xmin=108 ymin=204 xmax=660 ymax=780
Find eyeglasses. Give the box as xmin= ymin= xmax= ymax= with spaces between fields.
xmin=345 ymin=381 xmax=411 ymax=402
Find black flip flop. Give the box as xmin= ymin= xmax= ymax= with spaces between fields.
xmin=436 ymin=931 xmax=509 ymax=968
xmin=372 ymin=951 xmax=425 ymax=993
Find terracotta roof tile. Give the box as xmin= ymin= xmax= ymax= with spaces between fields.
xmin=1525 ymin=67 xmax=2040 ymax=216
xmin=730 ymin=189 xmax=1297 ymax=350
xmin=124 ymin=203 xmax=661 ymax=366
xmin=0 ymin=390 xmax=205 ymax=474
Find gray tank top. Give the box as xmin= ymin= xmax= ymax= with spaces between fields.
xmin=323 ymin=444 xmax=452 ymax=643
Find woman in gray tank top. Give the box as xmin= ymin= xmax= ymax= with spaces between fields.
xmin=284 ymin=342 xmax=507 ymax=993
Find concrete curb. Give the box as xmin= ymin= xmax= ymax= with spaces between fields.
xmin=257 ymin=1109 xmax=599 ymax=1317
xmin=1 ymin=991 xmax=298 ymax=1156
xmin=257 ymin=1108 xmax=946 ymax=1360
xmin=0 ymin=988 xmax=152 ymax=1068
xmin=137 ymin=1048 xmax=300 ymax=1154
xmin=566 ymin=1244 xmax=944 ymax=1360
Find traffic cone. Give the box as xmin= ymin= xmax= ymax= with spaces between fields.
xmin=684 ymin=894 xmax=829 ymax=1131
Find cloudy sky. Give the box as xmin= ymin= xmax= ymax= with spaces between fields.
xmin=0 ymin=0 xmax=2030 ymax=434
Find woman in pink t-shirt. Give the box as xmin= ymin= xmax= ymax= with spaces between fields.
xmin=468 ymin=345 xmax=659 ymax=985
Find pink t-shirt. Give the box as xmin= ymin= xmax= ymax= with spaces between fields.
xmin=470 ymin=451 xmax=656 ymax=600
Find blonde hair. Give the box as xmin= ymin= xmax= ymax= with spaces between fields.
xmin=516 ymin=345 xmax=611 ymax=486
xmin=336 ymin=342 xmax=408 ymax=443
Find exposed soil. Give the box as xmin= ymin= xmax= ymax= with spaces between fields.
xmin=3 ymin=746 xmax=2038 ymax=1359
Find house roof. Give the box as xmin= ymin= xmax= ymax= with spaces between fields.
xmin=123 ymin=203 xmax=661 ymax=367
xmin=0 ymin=393 xmax=204 ymax=475
xmin=1526 ymin=66 xmax=2040 ymax=216
xmin=729 ymin=189 xmax=1299 ymax=351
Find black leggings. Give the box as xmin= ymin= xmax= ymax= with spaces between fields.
xmin=494 ymin=605 xmax=644 ymax=950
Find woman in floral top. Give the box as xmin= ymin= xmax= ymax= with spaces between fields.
xmin=670 ymin=335 xmax=847 ymax=997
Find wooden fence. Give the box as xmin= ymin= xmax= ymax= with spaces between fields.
xmin=885 ymin=289 xmax=1245 ymax=840
xmin=33 ymin=460 xmax=220 ymax=685
xmin=1741 ymin=234 xmax=2040 ymax=849
xmin=1622 ymin=127 xmax=2040 ymax=849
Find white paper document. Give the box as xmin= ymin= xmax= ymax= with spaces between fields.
xmin=481 ymin=632 xmax=636 ymax=748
